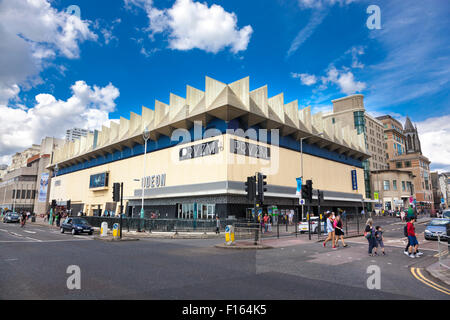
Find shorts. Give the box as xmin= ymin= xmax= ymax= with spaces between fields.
xmin=376 ymin=239 xmax=384 ymax=248
xmin=327 ymin=227 xmax=335 ymax=233
xmin=408 ymin=236 xmax=418 ymax=246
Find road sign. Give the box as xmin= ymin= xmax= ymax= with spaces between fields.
xmin=299 ymin=199 xmax=305 ymax=205
xmin=441 ymin=198 xmax=445 ymax=204
xmin=374 ymin=192 xmax=379 ymax=200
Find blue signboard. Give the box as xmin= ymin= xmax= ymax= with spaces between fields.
xmin=442 ymin=198 xmax=445 ymax=204
xmin=351 ymin=170 xmax=358 ymax=190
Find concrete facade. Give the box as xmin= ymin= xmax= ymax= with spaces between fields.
xmin=48 ymin=76 xmax=371 ymax=219
xmin=370 ymin=169 xmax=415 ymax=211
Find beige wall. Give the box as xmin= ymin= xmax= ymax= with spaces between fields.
xmin=50 ymin=134 xmax=366 ymax=215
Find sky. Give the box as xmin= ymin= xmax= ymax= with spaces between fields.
xmin=0 ymin=0 xmax=449 ymax=171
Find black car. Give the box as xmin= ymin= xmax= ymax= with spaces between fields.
xmin=60 ymin=217 xmax=94 ymax=235
xmin=3 ymin=212 xmax=20 ymax=223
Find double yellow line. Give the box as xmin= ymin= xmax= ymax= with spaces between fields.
xmin=410 ymin=267 xmax=450 ymax=295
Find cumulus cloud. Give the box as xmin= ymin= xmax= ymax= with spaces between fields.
xmin=126 ymin=0 xmax=253 ymax=54
xmin=321 ymin=66 xmax=366 ymax=95
xmin=415 ymin=115 xmax=450 ymax=172
xmin=291 ymin=72 xmax=318 ymax=86
xmin=0 ymin=0 xmax=97 ymax=104
xmin=0 ymin=81 xmax=119 ymax=162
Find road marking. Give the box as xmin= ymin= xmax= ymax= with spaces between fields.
xmin=410 ymin=267 xmax=450 ymax=295
xmin=5 ymin=258 xmax=18 ymax=261
xmin=23 ymin=230 xmax=36 ymax=234
xmin=0 ymin=238 xmax=91 ymax=243
xmin=25 ymin=237 xmax=42 ymax=242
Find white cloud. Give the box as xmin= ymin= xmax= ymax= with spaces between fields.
xmin=291 ymin=72 xmax=317 ymax=86
xmin=127 ymin=0 xmax=253 ymax=54
xmin=0 ymin=0 xmax=97 ymax=104
xmin=0 ymin=81 xmax=119 ymax=161
xmin=287 ymin=9 xmax=328 ymax=57
xmin=415 ymin=115 xmax=450 ymax=170
xmin=298 ymin=0 xmax=357 ymax=9
xmin=321 ymin=66 xmax=366 ymax=95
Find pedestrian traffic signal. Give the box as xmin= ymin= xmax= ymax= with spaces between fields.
xmin=112 ymin=183 xmax=121 ymax=202
xmin=257 ymin=172 xmax=267 ymax=203
xmin=245 ymin=176 xmax=256 ymax=202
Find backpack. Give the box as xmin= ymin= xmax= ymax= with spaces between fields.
xmin=403 ymin=225 xmax=408 ymax=237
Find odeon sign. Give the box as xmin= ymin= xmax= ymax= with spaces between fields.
xmin=142 ymin=173 xmax=166 ymax=189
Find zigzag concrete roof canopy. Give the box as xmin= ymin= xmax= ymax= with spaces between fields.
xmin=49 ymin=76 xmax=370 ymax=170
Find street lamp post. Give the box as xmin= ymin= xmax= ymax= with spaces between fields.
xmin=141 ymin=127 xmax=150 ymax=220
xmin=300 ymin=132 xmax=323 ymax=221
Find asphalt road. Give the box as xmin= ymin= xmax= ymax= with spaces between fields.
xmin=0 ymin=218 xmax=448 ymax=300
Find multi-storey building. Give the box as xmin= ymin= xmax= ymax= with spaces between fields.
xmin=66 ymin=128 xmax=93 ymax=142
xmin=8 ymin=145 xmax=41 ymax=172
xmin=378 ymin=116 xmax=433 ymax=211
xmin=323 ymin=94 xmax=386 ymax=203
xmin=0 ymin=137 xmax=64 ymax=214
xmin=370 ymin=169 xmax=415 ymax=211
xmin=48 ymin=76 xmax=370 ymax=219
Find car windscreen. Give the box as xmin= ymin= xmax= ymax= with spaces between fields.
xmin=11 ymin=213 xmax=19 ymax=218
xmin=429 ymin=219 xmax=450 ymax=226
xmin=443 ymin=211 xmax=450 ymax=218
xmin=72 ymin=218 xmax=88 ymax=225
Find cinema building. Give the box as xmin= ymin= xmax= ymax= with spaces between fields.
xmin=48 ymin=77 xmax=371 ymax=219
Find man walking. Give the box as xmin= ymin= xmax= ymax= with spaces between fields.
xmin=215 ymin=216 xmax=220 ymax=234
xmin=406 ymin=217 xmax=421 ymax=258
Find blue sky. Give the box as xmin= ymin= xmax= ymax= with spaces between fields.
xmin=0 ymin=0 xmax=449 ymax=170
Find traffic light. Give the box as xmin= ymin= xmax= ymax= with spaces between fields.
xmin=306 ymin=180 xmax=313 ymax=203
xmin=245 ymin=176 xmax=256 ymax=202
xmin=51 ymin=199 xmax=56 ymax=208
xmin=301 ymin=180 xmax=313 ymax=204
xmin=257 ymin=172 xmax=267 ymax=203
xmin=112 ymin=183 xmax=121 ymax=202
xmin=66 ymin=200 xmax=71 ymax=211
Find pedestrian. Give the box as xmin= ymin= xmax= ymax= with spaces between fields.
xmin=44 ymin=211 xmax=48 ymax=222
xmin=20 ymin=211 xmax=27 ymax=228
xmin=374 ymin=226 xmax=385 ymax=255
xmin=263 ymin=213 xmax=269 ymax=233
xmin=364 ymin=218 xmax=376 ymax=256
xmin=323 ymin=212 xmax=336 ymax=249
xmin=268 ymin=214 xmax=272 ymax=232
xmin=334 ymin=215 xmax=347 ymax=247
xmin=405 ymin=217 xmax=421 ymax=258
xmin=55 ymin=211 xmax=61 ymax=227
xmin=215 ymin=215 xmax=220 ymax=234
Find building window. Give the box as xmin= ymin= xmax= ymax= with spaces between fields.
xmin=393 ymin=180 xmax=397 ymax=190
xmin=383 ymin=180 xmax=390 ymax=191
xmin=353 ymin=111 xmax=365 ymax=134
xmin=332 ymin=118 xmax=335 ymax=124
xmin=396 ymin=162 xmax=402 ymax=168
xmin=405 ymin=161 xmax=411 ymax=167
xmin=402 ymin=181 xmax=406 ymax=191
xmin=26 ymin=190 xmax=31 ymax=199
xmin=12 ymin=189 xmax=16 ymax=199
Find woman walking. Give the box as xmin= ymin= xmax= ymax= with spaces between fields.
xmin=364 ymin=218 xmax=376 ymax=256
xmin=334 ymin=215 xmax=347 ymax=247
xmin=323 ymin=212 xmax=336 ymax=249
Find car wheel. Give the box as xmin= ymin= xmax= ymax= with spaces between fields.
xmin=60 ymin=227 xmax=64 ymax=233
xmin=71 ymin=229 xmax=76 ymax=235
xmin=88 ymin=231 xmax=93 ymax=235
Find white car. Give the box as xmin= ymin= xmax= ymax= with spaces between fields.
xmin=298 ymin=217 xmax=325 ymax=233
